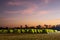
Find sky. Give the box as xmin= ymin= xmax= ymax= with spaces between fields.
xmin=0 ymin=0 xmax=60 ymax=27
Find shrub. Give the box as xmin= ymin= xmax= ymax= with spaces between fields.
xmin=31 ymin=29 xmax=35 ymax=33
xmin=25 ymin=29 xmax=30 ymax=33
xmin=34 ymin=29 xmax=37 ymax=33
xmin=37 ymin=29 xmax=43 ymax=33
xmin=42 ymin=29 xmax=47 ymax=33
xmin=3 ymin=29 xmax=8 ymax=33
xmin=54 ymin=30 xmax=58 ymax=32
xmin=14 ymin=29 xmax=18 ymax=33
xmin=45 ymin=29 xmax=55 ymax=33
xmin=9 ymin=29 xmax=14 ymax=33
xmin=48 ymin=29 xmax=54 ymax=33
xmin=17 ymin=29 xmax=21 ymax=33
xmin=0 ymin=29 xmax=3 ymax=33
xmin=21 ymin=29 xmax=25 ymax=33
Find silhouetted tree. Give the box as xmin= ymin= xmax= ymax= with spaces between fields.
xmin=5 ymin=27 xmax=8 ymax=29
xmin=20 ymin=25 xmax=23 ymax=29
xmin=0 ymin=27 xmax=3 ymax=29
xmin=29 ymin=26 xmax=35 ymax=29
xmin=48 ymin=25 xmax=51 ymax=28
xmin=53 ymin=24 xmax=60 ymax=31
xmin=25 ymin=25 xmax=28 ymax=28
xmin=36 ymin=25 xmax=41 ymax=29
xmin=52 ymin=25 xmax=55 ymax=29
xmin=44 ymin=24 xmax=48 ymax=28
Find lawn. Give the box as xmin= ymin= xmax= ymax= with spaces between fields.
xmin=0 ymin=33 xmax=60 ymax=40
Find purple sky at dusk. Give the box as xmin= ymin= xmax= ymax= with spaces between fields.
xmin=0 ymin=0 xmax=60 ymax=27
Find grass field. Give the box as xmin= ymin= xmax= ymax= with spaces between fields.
xmin=0 ymin=33 xmax=60 ymax=40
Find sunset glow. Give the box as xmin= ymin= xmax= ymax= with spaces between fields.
xmin=0 ymin=0 xmax=60 ymax=27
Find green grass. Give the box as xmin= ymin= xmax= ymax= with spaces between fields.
xmin=0 ymin=33 xmax=60 ymax=40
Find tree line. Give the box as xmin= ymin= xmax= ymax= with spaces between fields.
xmin=0 ymin=24 xmax=60 ymax=31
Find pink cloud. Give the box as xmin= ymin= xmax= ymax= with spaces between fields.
xmin=4 ymin=10 xmax=21 ymax=14
xmin=36 ymin=10 xmax=48 ymax=15
xmin=41 ymin=0 xmax=53 ymax=5
xmin=5 ymin=0 xmax=49 ymax=15
xmin=7 ymin=1 xmax=34 ymax=6
xmin=7 ymin=0 xmax=50 ymax=6
xmin=7 ymin=1 xmax=26 ymax=6
xmin=21 ymin=4 xmax=38 ymax=14
xmin=5 ymin=4 xmax=38 ymax=14
xmin=44 ymin=0 xmax=49 ymax=4
xmin=8 ymin=2 xmax=21 ymax=6
xmin=5 ymin=10 xmax=48 ymax=15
